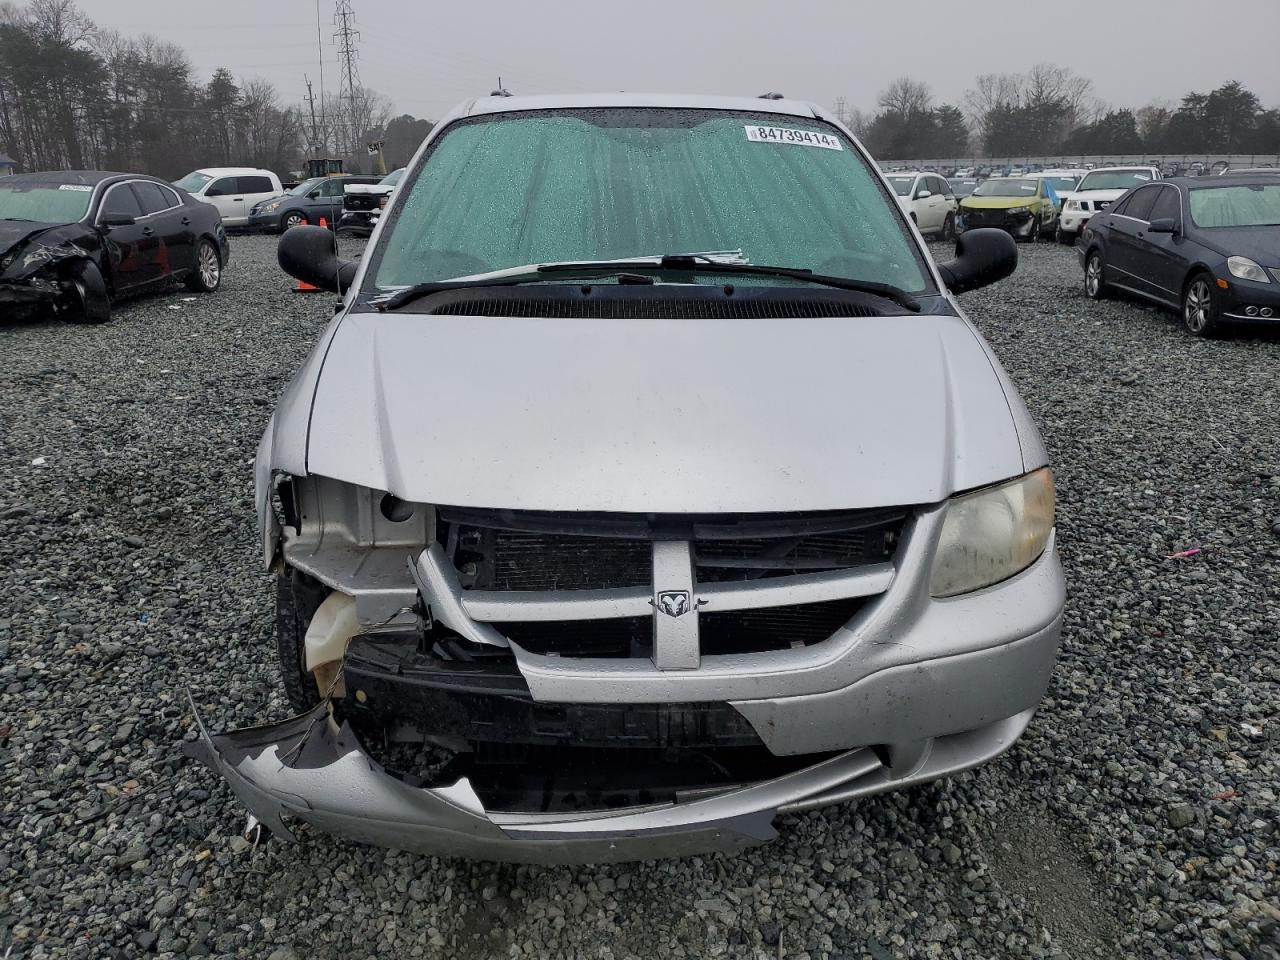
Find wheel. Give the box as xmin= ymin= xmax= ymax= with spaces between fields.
xmin=185 ymin=238 xmax=222 ymax=293
xmin=62 ymin=259 xmax=111 ymax=324
xmin=1084 ymin=250 xmax=1109 ymax=300
xmin=1055 ymin=223 xmax=1071 ymax=245
xmin=1182 ymin=273 xmax=1222 ymax=337
xmin=281 ymin=211 xmax=307 ymax=232
xmin=1028 ymin=217 xmax=1041 ymax=243
xmin=276 ymin=570 xmax=328 ymax=713
xmin=941 ymin=212 xmax=956 ymax=241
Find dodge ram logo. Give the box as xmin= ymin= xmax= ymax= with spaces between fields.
xmin=656 ymin=590 xmax=691 ymax=617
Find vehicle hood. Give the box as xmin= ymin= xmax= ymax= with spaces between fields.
xmin=960 ymin=197 xmax=1037 ymax=211
xmin=1194 ymin=225 xmax=1280 ymax=266
xmin=0 ymin=220 xmax=58 ymax=262
xmin=291 ymin=310 xmax=1027 ymax=513
xmin=1073 ymin=188 xmax=1128 ymax=202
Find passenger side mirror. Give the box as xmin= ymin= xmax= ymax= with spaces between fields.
xmin=98 ymin=213 xmax=136 ymax=228
xmin=937 ymin=228 xmax=1018 ymax=294
xmin=278 ymin=224 xmax=358 ymax=294
xmin=1148 ymin=217 xmax=1179 ymax=235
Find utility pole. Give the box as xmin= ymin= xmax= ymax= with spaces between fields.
xmin=303 ymin=75 xmax=321 ymax=155
xmin=333 ymin=0 xmax=362 ymax=157
xmin=834 ymin=97 xmax=848 ymax=126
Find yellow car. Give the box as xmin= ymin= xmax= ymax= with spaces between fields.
xmin=956 ymin=177 xmax=1060 ymax=242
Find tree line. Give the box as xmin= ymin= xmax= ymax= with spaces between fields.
xmin=844 ymin=65 xmax=1280 ymax=160
xmin=0 ymin=0 xmax=431 ymax=178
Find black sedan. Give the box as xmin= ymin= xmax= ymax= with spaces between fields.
xmin=1079 ymin=173 xmax=1280 ymax=337
xmin=0 ymin=170 xmax=229 ymax=323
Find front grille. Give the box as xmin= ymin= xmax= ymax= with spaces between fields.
xmin=443 ymin=507 xmax=905 ymax=589
xmin=500 ymin=598 xmax=866 ymax=658
xmin=438 ymin=507 xmax=905 ymax=658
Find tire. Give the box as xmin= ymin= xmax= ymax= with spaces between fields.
xmin=1084 ymin=250 xmax=1109 ymax=300
xmin=941 ymin=212 xmax=956 ymax=242
xmin=1028 ymin=217 xmax=1041 ymax=243
xmin=185 ymin=238 xmax=222 ymax=293
xmin=1182 ymin=273 xmax=1222 ymax=338
xmin=281 ymin=211 xmax=307 ymax=232
xmin=276 ymin=569 xmax=329 ymax=714
xmin=1055 ymin=223 xmax=1071 ymax=245
xmin=62 ymin=259 xmax=111 ymax=324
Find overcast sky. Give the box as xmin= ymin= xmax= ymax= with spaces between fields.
xmin=72 ymin=0 xmax=1280 ymax=120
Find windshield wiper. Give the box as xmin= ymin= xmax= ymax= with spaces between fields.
xmin=375 ymin=253 xmax=921 ymax=313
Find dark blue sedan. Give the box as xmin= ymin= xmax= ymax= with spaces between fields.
xmin=1078 ymin=174 xmax=1280 ymax=337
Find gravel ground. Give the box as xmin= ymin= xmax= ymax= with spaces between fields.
xmin=1 ymin=234 xmax=1277 ymax=960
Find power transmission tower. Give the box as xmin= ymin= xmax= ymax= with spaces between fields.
xmin=303 ymin=75 xmax=321 ymax=155
xmin=332 ymin=0 xmax=361 ymax=156
xmin=834 ymin=97 xmax=848 ymax=126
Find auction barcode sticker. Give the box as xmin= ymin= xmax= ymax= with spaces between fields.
xmin=58 ymin=184 xmax=92 ymax=191
xmin=745 ymin=125 xmax=843 ymax=150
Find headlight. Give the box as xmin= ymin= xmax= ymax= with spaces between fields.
xmin=1065 ymin=200 xmax=1080 ymax=211
xmin=263 ymin=200 xmax=282 ymax=212
xmin=929 ymin=468 xmax=1055 ymax=598
xmin=1227 ymin=256 xmax=1270 ymax=283
xmin=1007 ymin=206 xmax=1031 ymax=216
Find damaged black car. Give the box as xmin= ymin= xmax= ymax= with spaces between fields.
xmin=0 ymin=171 xmax=229 ymax=323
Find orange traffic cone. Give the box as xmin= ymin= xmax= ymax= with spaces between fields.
xmin=294 ymin=217 xmax=330 ymax=291
xmin=319 ymin=217 xmax=328 ymax=229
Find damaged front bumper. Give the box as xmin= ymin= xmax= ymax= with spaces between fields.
xmin=184 ymin=692 xmax=1038 ymax=864
xmin=0 ymin=278 xmax=61 ymax=319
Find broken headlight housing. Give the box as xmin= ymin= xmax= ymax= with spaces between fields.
xmin=929 ymin=468 xmax=1055 ymax=598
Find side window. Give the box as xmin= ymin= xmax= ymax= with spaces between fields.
xmin=323 ymin=178 xmax=348 ymax=197
xmin=1149 ymin=187 xmax=1181 ymax=223
xmin=131 ymin=181 xmax=173 ymax=215
xmin=914 ymin=177 xmax=929 ymax=198
xmin=1123 ymin=186 xmax=1159 ymax=222
xmin=99 ymin=184 xmax=143 ymax=219
xmin=205 ymin=178 xmax=239 ymax=197
xmin=240 ymin=176 xmax=274 ymax=194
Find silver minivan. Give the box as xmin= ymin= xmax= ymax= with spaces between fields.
xmin=188 ymin=93 xmax=1065 ymax=863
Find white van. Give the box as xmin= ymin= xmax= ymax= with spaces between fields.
xmin=173 ymin=167 xmax=283 ymax=227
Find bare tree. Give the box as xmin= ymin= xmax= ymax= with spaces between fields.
xmin=877 ymin=77 xmax=933 ymax=118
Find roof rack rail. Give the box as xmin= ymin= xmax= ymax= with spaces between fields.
xmin=758 ymin=92 xmax=785 ymax=100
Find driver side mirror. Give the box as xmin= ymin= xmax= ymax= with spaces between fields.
xmin=1148 ymin=217 xmax=1179 ymax=235
xmin=916 ymin=190 xmax=932 ymax=199
xmin=937 ymin=228 xmax=1018 ymax=294
xmin=98 ymin=213 xmax=136 ymax=228
xmin=307 ymin=190 xmax=322 ymax=200
xmin=278 ymin=224 xmax=358 ymax=294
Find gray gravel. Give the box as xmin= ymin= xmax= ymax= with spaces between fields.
xmin=1 ymin=235 xmax=1277 ymax=960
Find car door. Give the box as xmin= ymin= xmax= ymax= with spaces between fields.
xmin=1106 ymin=186 xmax=1160 ymax=297
xmin=95 ymin=182 xmax=156 ymax=291
xmin=913 ymin=177 xmax=939 ymax=231
xmin=1130 ymin=185 xmax=1186 ymax=306
xmin=132 ymin=181 xmax=194 ymax=279
xmin=238 ymin=174 xmax=277 ymax=211
xmin=204 ymin=177 xmax=246 ymax=225
xmin=319 ymin=177 xmax=353 ymax=223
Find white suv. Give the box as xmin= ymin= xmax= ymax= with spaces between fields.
xmin=1057 ymin=166 xmax=1159 ymax=242
xmin=173 ymin=167 xmax=283 ymax=227
xmin=883 ymin=172 xmax=957 ymax=239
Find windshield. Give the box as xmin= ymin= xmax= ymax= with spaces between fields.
xmin=381 ymin=169 xmax=405 ymax=186
xmin=972 ymin=179 xmax=1038 ymax=198
xmin=949 ymin=180 xmax=978 ymax=197
xmin=370 ymin=109 xmax=930 ymax=294
xmin=1077 ymin=169 xmax=1153 ymax=192
xmin=173 ymin=171 xmax=213 ymax=193
xmin=1047 ymin=177 xmax=1078 ymax=192
xmin=1188 ymin=183 xmax=1280 ymax=227
xmin=885 ymin=176 xmax=916 ymax=197
xmin=0 ymin=180 xmax=93 ymax=222
xmin=288 ymin=177 xmax=325 ymax=196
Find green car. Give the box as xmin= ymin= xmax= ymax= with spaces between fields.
xmin=956 ymin=177 xmax=1060 ymax=242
